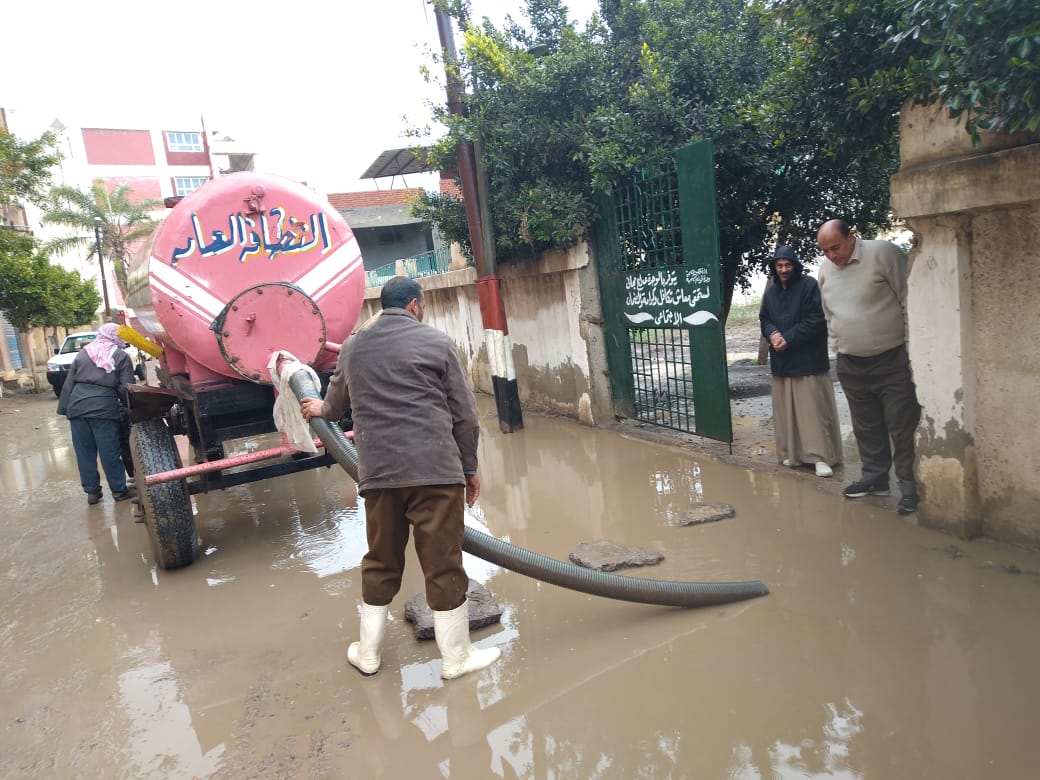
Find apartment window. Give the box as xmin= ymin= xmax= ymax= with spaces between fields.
xmin=174 ymin=176 xmax=209 ymax=196
xmin=166 ymin=131 xmax=202 ymax=152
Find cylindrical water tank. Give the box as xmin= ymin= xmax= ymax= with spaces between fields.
xmin=127 ymin=173 xmax=364 ymax=383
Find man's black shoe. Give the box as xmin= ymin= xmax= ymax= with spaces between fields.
xmin=897 ymin=494 xmax=919 ymax=515
xmin=113 ymin=487 xmax=137 ymax=502
xmin=843 ymin=479 xmax=891 ymax=499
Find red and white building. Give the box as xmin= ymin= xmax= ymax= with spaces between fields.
xmin=56 ymin=121 xmax=256 ymax=205
xmin=74 ymin=126 xmax=213 ymax=205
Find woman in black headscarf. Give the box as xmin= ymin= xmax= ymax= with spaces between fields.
xmin=57 ymin=323 xmax=137 ymax=504
xmin=759 ymin=246 xmax=843 ymax=477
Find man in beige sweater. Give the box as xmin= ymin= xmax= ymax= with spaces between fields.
xmin=817 ymin=219 xmax=921 ymax=515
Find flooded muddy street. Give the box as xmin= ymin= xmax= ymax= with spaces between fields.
xmin=3 ymin=390 xmax=1040 ymax=778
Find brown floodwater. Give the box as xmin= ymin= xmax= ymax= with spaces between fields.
xmin=2 ymin=392 xmax=1039 ymax=779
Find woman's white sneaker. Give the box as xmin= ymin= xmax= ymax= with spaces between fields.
xmin=815 ymin=462 xmax=833 ymax=478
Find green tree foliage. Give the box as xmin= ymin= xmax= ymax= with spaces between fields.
xmin=416 ymin=0 xmax=611 ymax=260
xmin=594 ymin=0 xmax=899 ymax=294
xmin=782 ymin=0 xmax=1040 ymax=145
xmin=43 ymin=265 xmax=102 ymax=329
xmin=0 ymin=229 xmax=100 ymax=331
xmin=0 ymin=230 xmax=49 ymax=330
xmin=42 ymin=181 xmax=161 ymax=292
xmin=418 ymin=0 xmax=1037 ymax=311
xmin=416 ymin=0 xmax=900 ymax=311
xmin=411 ymin=188 xmax=473 ymax=259
xmin=0 ymin=127 xmax=60 ymax=209
xmin=893 ymin=0 xmax=1040 ymax=139
xmin=757 ymin=0 xmax=905 ymax=259
xmin=1 ymin=123 xmax=97 ymax=386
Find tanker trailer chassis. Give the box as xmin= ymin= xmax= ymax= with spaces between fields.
xmin=120 ymin=173 xmax=365 ymax=570
xmin=124 ymin=372 xmax=347 ymax=569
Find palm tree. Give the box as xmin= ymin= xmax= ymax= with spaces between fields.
xmin=42 ymin=181 xmax=162 ymax=295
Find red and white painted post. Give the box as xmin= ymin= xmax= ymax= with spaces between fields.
xmin=478 ymin=276 xmax=523 ymax=432
xmin=434 ymin=3 xmax=523 ymax=433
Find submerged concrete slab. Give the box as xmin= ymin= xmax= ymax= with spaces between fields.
xmin=568 ymin=539 xmax=664 ymax=571
xmin=680 ymin=503 xmax=736 ymax=526
xmin=403 ymin=579 xmax=503 ymax=640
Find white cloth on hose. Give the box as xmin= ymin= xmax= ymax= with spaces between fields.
xmin=267 ymin=350 xmax=320 ymax=453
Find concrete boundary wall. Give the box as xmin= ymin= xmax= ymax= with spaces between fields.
xmin=892 ymin=103 xmax=1040 ymax=546
xmin=358 ymin=240 xmax=613 ymax=426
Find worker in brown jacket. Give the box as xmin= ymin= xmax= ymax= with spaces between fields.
xmin=301 ymin=276 xmax=500 ymax=680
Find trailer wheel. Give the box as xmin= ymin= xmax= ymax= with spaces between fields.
xmin=130 ymin=418 xmax=197 ymax=570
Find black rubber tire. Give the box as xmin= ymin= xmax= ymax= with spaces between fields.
xmin=130 ymin=418 xmax=196 ymax=569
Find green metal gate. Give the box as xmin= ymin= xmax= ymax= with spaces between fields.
xmin=593 ymin=140 xmax=732 ymax=443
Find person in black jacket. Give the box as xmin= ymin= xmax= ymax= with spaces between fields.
xmin=759 ymin=246 xmax=842 ymax=477
xmin=57 ymin=323 xmax=137 ymax=504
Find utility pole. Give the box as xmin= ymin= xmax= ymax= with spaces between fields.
xmin=94 ymin=217 xmax=111 ymax=319
xmin=432 ymin=2 xmax=523 ymax=433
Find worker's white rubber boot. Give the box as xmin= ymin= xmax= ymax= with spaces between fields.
xmin=433 ymin=599 xmax=501 ymax=680
xmin=347 ymin=602 xmax=389 ymax=676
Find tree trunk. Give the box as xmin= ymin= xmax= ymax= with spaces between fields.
xmin=24 ymin=332 xmax=40 ymax=393
xmin=720 ymin=256 xmax=739 ymax=323
xmin=756 ymin=336 xmax=769 ymax=365
xmin=756 ymin=274 xmax=774 ymax=366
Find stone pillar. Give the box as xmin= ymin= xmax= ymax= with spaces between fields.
xmin=902 ymin=213 xmax=981 ymax=535
xmin=891 ymin=102 xmax=1040 ymax=544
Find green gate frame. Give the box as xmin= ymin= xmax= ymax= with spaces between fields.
xmin=593 ymin=140 xmax=732 ymax=443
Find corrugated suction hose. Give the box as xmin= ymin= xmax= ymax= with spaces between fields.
xmin=289 ymin=368 xmax=769 ymax=608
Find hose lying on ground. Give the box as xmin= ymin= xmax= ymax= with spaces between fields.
xmin=288 ymin=367 xmax=769 ymax=608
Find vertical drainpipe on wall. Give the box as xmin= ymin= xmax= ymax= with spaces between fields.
xmin=434 ymin=4 xmax=523 ymax=433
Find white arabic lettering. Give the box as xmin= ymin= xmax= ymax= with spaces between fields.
xmin=171 ymin=208 xmax=332 ymax=266
xmin=623 ymin=268 xmax=717 ymax=327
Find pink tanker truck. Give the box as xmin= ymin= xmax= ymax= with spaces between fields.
xmin=123 ymin=172 xmax=365 ymax=570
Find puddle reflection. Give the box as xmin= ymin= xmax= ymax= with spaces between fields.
xmin=5 ymin=396 xmax=1040 ymax=777
xmin=0 ymin=446 xmax=75 ymax=493
xmin=117 ymin=636 xmax=224 ymax=778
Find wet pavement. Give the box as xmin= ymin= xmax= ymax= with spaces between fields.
xmin=2 ymin=388 xmax=1040 ymax=779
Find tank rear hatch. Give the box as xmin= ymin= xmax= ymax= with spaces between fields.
xmin=126 ymin=172 xmax=365 ymax=383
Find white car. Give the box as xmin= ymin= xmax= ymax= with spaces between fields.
xmin=46 ymin=331 xmax=141 ymax=396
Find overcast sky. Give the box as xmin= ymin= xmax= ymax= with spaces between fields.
xmin=2 ymin=0 xmax=598 ymax=196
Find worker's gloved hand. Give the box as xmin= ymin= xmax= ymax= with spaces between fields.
xmin=268 ymin=351 xmax=320 ymax=453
